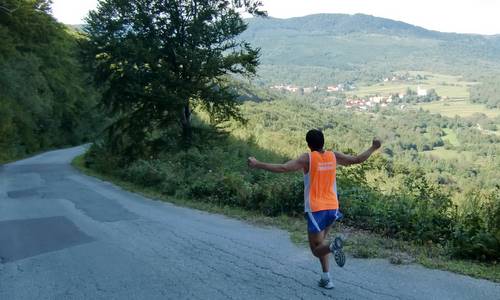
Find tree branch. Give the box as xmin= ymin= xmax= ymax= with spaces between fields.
xmin=0 ymin=2 xmax=20 ymax=14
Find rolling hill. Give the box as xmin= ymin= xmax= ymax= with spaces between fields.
xmin=241 ymin=14 xmax=500 ymax=85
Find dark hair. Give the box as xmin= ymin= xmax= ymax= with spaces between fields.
xmin=306 ymin=129 xmax=324 ymax=151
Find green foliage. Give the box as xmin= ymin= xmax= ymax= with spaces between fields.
xmin=396 ymin=88 xmax=440 ymax=104
xmin=86 ymin=127 xmax=304 ymax=217
xmin=0 ymin=0 xmax=101 ymax=163
xmin=450 ymin=190 xmax=500 ymax=260
xmin=470 ymin=76 xmax=500 ymax=108
xmin=84 ymin=92 xmax=500 ymax=260
xmin=82 ymin=0 xmax=265 ymax=155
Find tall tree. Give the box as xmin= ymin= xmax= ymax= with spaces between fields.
xmin=83 ymin=0 xmax=265 ymax=154
xmin=0 ymin=0 xmax=100 ymax=163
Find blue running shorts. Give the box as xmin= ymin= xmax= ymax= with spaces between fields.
xmin=305 ymin=209 xmax=343 ymax=233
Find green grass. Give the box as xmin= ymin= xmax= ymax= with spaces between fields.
xmin=418 ymin=99 xmax=500 ymax=118
xmin=72 ymin=154 xmax=500 ymax=282
xmin=441 ymin=128 xmax=460 ymax=146
xmin=422 ymin=148 xmax=492 ymax=167
xmin=347 ymin=71 xmax=500 ymax=119
xmin=423 ymin=147 xmax=468 ymax=160
xmin=348 ymin=71 xmax=473 ymax=99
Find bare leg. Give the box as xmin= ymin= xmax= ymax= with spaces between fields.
xmin=324 ymin=222 xmax=334 ymax=240
xmin=308 ymin=223 xmax=334 ymax=272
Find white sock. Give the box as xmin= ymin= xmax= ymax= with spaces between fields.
xmin=321 ymin=272 xmax=330 ymax=281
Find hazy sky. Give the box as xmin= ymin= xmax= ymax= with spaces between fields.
xmin=51 ymin=0 xmax=500 ymax=35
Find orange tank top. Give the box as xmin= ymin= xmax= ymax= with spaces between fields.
xmin=304 ymin=151 xmax=339 ymax=212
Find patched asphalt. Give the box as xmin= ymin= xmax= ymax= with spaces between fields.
xmin=0 ymin=146 xmax=499 ymax=299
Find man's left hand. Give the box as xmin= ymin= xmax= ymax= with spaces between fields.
xmin=372 ymin=139 xmax=382 ymax=150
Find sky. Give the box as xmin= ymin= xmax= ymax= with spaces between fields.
xmin=51 ymin=0 xmax=500 ymax=35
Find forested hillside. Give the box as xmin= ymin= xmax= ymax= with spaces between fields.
xmin=241 ymin=14 xmax=500 ymax=85
xmin=0 ymin=0 xmax=100 ymax=163
xmin=470 ymin=76 xmax=500 ymax=108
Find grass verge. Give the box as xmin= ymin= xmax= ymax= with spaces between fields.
xmin=72 ymin=154 xmax=500 ymax=282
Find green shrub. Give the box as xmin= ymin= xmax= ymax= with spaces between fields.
xmin=340 ymin=166 xmax=454 ymax=244
xmin=84 ymin=142 xmax=121 ymax=175
xmin=122 ymin=160 xmax=166 ymax=187
xmin=450 ymin=190 xmax=500 ymax=260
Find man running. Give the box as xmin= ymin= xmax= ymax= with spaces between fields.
xmin=248 ymin=129 xmax=381 ymax=289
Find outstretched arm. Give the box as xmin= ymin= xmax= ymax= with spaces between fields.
xmin=335 ymin=139 xmax=381 ymax=166
xmin=248 ymin=153 xmax=308 ymax=173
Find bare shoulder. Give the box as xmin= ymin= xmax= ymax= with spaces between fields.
xmin=333 ymin=151 xmax=351 ymax=165
xmin=297 ymin=152 xmax=309 ymax=172
xmin=333 ymin=151 xmax=345 ymax=158
xmin=298 ymin=152 xmax=309 ymax=162
xmin=295 ymin=152 xmax=308 ymax=167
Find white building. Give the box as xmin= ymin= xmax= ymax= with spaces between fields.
xmin=327 ymin=85 xmax=340 ymax=92
xmin=417 ymin=86 xmax=427 ymax=97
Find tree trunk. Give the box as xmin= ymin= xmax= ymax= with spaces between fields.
xmin=181 ymin=103 xmax=192 ymax=147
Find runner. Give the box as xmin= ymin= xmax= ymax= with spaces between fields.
xmin=248 ymin=129 xmax=381 ymax=289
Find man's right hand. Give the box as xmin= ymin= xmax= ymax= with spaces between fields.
xmin=248 ymin=157 xmax=259 ymax=168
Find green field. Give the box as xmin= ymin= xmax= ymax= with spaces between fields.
xmin=422 ymin=147 xmax=493 ymax=167
xmin=347 ymin=71 xmax=500 ymax=119
xmin=348 ymin=72 xmax=474 ymax=99
xmin=423 ymin=147 xmax=472 ymax=160
xmin=442 ymin=128 xmax=459 ymax=146
xmin=418 ymin=99 xmax=500 ymax=118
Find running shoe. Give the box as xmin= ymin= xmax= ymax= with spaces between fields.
xmin=318 ymin=278 xmax=334 ymax=289
xmin=329 ymin=236 xmax=346 ymax=267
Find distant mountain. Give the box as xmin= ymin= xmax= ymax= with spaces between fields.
xmin=244 ymin=14 xmax=448 ymax=39
xmin=241 ymin=14 xmax=500 ymax=85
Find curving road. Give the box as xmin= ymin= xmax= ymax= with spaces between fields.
xmin=0 ymin=146 xmax=499 ymax=299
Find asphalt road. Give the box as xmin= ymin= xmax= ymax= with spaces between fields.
xmin=1 ymin=146 xmax=499 ymax=300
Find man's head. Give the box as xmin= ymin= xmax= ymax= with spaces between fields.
xmin=306 ymin=129 xmax=324 ymax=151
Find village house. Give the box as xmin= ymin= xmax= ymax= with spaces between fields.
xmin=327 ymin=85 xmax=339 ymax=92
xmin=417 ymin=86 xmax=428 ymax=97
xmin=327 ymin=84 xmax=344 ymax=92
xmin=270 ymin=84 xmax=300 ymax=93
xmin=303 ymin=86 xmax=318 ymax=94
xmin=346 ymin=95 xmax=394 ymax=110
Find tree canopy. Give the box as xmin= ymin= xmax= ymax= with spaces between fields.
xmin=83 ymin=0 xmax=265 ymax=156
xmin=470 ymin=76 xmax=500 ymax=108
xmin=0 ymin=0 xmax=100 ymax=163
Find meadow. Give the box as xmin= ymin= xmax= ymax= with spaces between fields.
xmin=345 ymin=71 xmax=500 ymax=120
xmin=418 ymin=99 xmax=500 ymax=118
xmin=347 ymin=72 xmax=473 ymax=98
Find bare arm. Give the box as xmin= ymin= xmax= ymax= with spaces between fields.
xmin=248 ymin=153 xmax=308 ymax=173
xmin=335 ymin=139 xmax=382 ymax=166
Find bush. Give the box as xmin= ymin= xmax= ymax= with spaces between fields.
xmin=340 ymin=166 xmax=454 ymax=244
xmin=84 ymin=142 xmax=121 ymax=175
xmin=450 ymin=190 xmax=500 ymax=260
xmin=122 ymin=160 xmax=166 ymax=187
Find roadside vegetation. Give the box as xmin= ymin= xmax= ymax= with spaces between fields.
xmin=0 ymin=0 xmax=101 ymax=163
